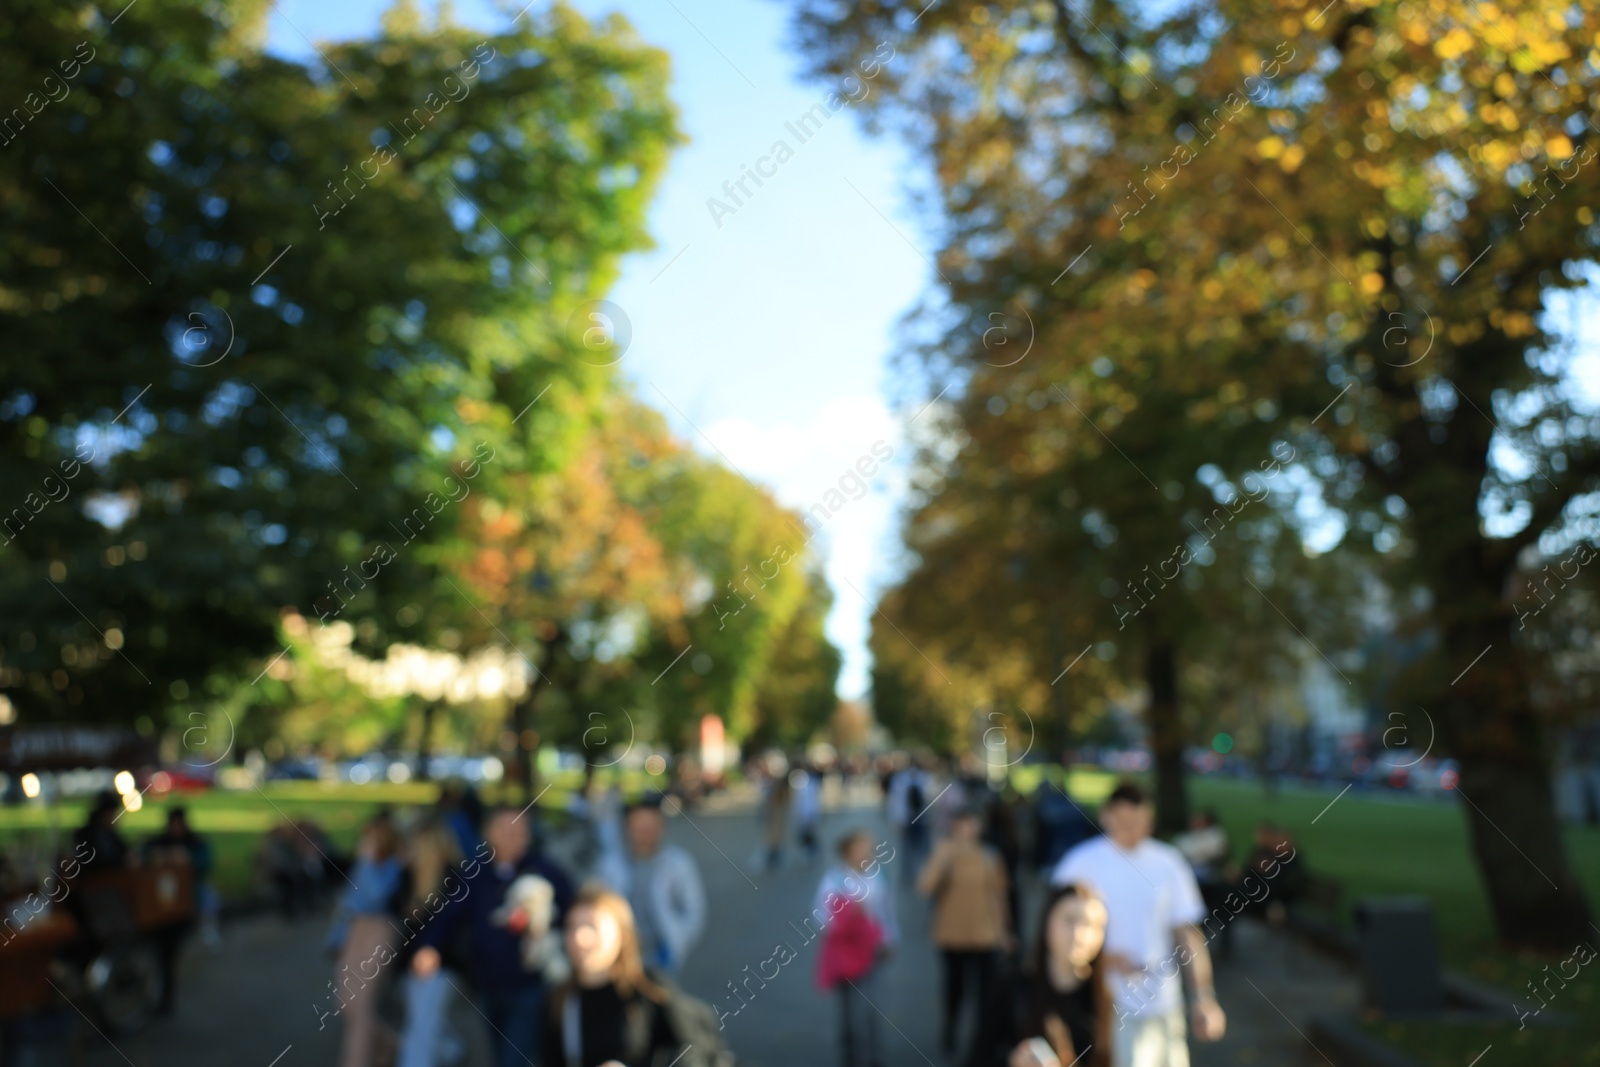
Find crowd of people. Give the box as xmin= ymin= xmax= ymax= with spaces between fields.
xmin=307 ymin=787 xmax=722 ymax=1067
xmin=799 ymin=762 xmax=1313 ymax=1067
xmin=10 ymin=755 xmax=1314 ymax=1067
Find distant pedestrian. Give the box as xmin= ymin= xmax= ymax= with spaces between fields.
xmin=760 ymin=771 xmax=793 ymax=871
xmin=1237 ymin=822 xmax=1303 ymax=901
xmin=984 ymin=788 xmax=1024 ymax=939
xmin=413 ymin=808 xmax=575 ymax=1067
xmin=437 ymin=779 xmax=485 ymax=856
xmin=258 ymin=822 xmax=313 ymax=917
xmin=330 ymin=813 xmax=405 ymax=1067
xmin=594 ymin=781 xmax=626 ymax=861
xmin=887 ymin=762 xmax=933 ymax=884
xmin=298 ymin=819 xmax=345 ymax=906
xmin=815 ymin=830 xmax=899 ymax=1067
xmin=73 ymin=791 xmax=129 ymax=874
xmin=595 ymin=799 xmax=706 ymax=975
xmin=1009 ymin=884 xmax=1111 ymax=1067
xmin=1171 ymin=811 xmax=1229 ymax=883
xmin=143 ymin=807 xmax=217 ymax=1016
xmin=918 ymin=805 xmax=1011 ymax=1067
xmin=1032 ymin=778 xmax=1096 ymax=872
xmin=546 ymin=883 xmax=732 ymax=1067
xmin=1049 ymin=783 xmax=1225 ymax=1067
xmin=794 ymin=767 xmax=823 ymax=863
xmin=1173 ymin=810 xmax=1232 ymax=958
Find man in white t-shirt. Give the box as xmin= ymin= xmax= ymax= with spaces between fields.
xmin=1049 ymin=782 xmax=1226 ymax=1067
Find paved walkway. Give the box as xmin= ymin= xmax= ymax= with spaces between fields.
xmin=60 ymin=795 xmax=1356 ymax=1067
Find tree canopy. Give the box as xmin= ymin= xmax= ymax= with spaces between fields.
xmin=1 ymin=1 xmax=840 ymax=759
xmin=795 ymin=0 xmax=1600 ymax=947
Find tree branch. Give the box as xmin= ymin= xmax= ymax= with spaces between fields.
xmin=1050 ymin=0 xmax=1131 ymax=116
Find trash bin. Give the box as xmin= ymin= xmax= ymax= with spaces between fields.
xmin=1353 ymin=896 xmax=1444 ymax=1014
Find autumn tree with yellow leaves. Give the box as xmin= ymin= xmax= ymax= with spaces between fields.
xmin=449 ymin=395 xmax=838 ymax=788
xmin=796 ymin=0 xmax=1600 ymax=947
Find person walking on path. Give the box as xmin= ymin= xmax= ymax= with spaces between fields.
xmin=413 ymin=808 xmax=575 ymax=1067
xmin=794 ymin=766 xmax=823 ymax=864
xmin=1009 ymin=884 xmax=1112 ymax=1067
xmin=983 ymin=788 xmax=1024 ymax=948
xmin=886 ymin=760 xmax=933 ymax=885
xmin=1049 ymin=783 xmax=1225 ymax=1067
xmin=595 ymin=799 xmax=707 ymax=975
xmin=544 ymin=883 xmax=732 ymax=1067
xmin=760 ymin=769 xmax=793 ymax=871
xmin=396 ymin=818 xmax=467 ymax=1067
xmin=436 ymin=779 xmax=485 ymax=856
xmin=329 ymin=813 xmax=405 ymax=1067
xmin=142 ymin=806 xmax=218 ymax=1017
xmin=918 ymin=804 xmax=1012 ymax=1067
xmin=815 ymin=829 xmax=899 ymax=1067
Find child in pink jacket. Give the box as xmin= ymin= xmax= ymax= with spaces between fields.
xmin=814 ymin=830 xmax=898 ymax=1067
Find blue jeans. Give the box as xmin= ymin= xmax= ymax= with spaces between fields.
xmin=478 ymin=983 xmax=545 ymax=1067
xmin=838 ymin=965 xmax=883 ymax=1067
xmin=399 ymin=970 xmax=461 ymax=1067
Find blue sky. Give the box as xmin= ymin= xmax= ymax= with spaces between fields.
xmin=266 ymin=0 xmax=932 ymax=698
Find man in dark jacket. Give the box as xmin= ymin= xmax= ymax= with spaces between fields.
xmin=412 ymin=806 xmax=574 ymax=1067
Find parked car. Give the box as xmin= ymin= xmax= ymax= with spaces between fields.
xmin=1361 ymin=752 xmax=1460 ymax=796
xmin=134 ymin=767 xmax=212 ymax=795
xmin=264 ymin=758 xmax=321 ymax=781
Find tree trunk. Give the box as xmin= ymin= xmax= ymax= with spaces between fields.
xmin=522 ymin=712 xmax=539 ymax=805
xmin=416 ymin=700 xmax=438 ymax=782
xmin=1050 ymin=607 xmax=1071 ymax=758
xmin=1145 ymin=640 xmax=1189 ymax=836
xmin=1441 ymin=615 xmax=1591 ymax=949
xmin=524 ymin=626 xmax=570 ymax=804
xmin=505 ymin=694 xmax=531 ymax=799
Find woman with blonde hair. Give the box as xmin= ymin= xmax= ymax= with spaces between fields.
xmin=546 ymin=883 xmax=731 ymax=1067
xmin=397 ymin=817 xmax=466 ymax=1067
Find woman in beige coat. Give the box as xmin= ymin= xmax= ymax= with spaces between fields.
xmin=918 ymin=803 xmax=1012 ymax=1067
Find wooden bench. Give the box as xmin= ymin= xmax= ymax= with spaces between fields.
xmin=1284 ymin=873 xmax=1356 ymax=958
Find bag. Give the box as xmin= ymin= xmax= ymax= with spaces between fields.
xmin=815 ymin=898 xmax=884 ymax=990
xmin=658 ymin=978 xmax=737 ymax=1067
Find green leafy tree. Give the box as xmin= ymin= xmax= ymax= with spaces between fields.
xmin=0 ymin=1 xmax=676 ymax=732
xmin=749 ymin=567 xmax=843 ymax=748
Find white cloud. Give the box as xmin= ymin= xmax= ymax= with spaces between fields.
xmin=705 ymin=394 xmax=905 ymax=698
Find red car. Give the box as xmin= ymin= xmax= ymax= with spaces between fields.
xmin=134 ymin=767 xmax=213 ymax=796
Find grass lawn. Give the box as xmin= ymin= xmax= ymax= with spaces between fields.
xmin=0 ymin=774 xmax=612 ymax=901
xmin=1177 ymin=777 xmax=1600 ymax=1067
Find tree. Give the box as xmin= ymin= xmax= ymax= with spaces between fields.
xmin=449 ymin=395 xmax=690 ymax=788
xmin=450 ymin=394 xmax=841 ymax=776
xmin=261 ymin=613 xmax=529 ymax=762
xmin=793 ymin=0 xmax=1600 ymax=946
xmin=0 ymin=1 xmax=676 ymax=731
xmin=866 ymin=368 xmax=1324 ymax=832
xmin=749 ymin=567 xmax=843 ymax=748
xmin=630 ymin=441 xmax=829 ymax=748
